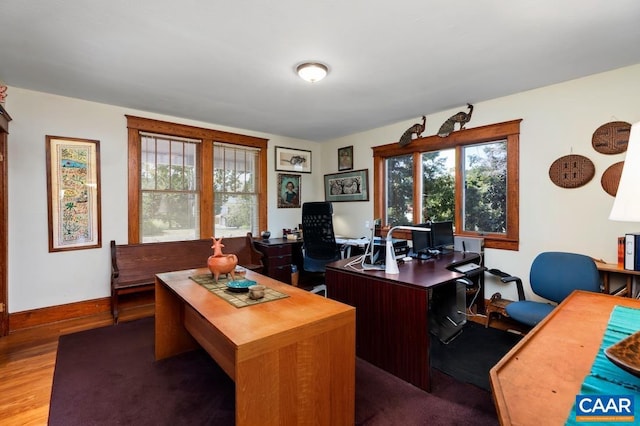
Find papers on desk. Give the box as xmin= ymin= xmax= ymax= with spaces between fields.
xmin=336 ymin=237 xmax=370 ymax=248
xmin=452 ymin=263 xmax=482 ymax=274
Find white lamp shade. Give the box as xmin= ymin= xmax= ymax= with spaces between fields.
xmin=296 ymin=63 xmax=328 ymax=83
xmin=610 ymin=121 xmax=640 ymax=222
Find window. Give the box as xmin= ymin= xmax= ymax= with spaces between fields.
xmin=127 ymin=116 xmax=268 ymax=244
xmin=386 ymin=154 xmax=413 ymax=225
xmin=373 ymin=120 xmax=520 ymax=250
xmin=140 ymin=134 xmax=199 ymax=242
xmin=421 ymin=149 xmax=455 ymax=223
xmin=461 ymin=140 xmax=508 ymax=234
xmin=213 ymin=143 xmax=260 ymax=237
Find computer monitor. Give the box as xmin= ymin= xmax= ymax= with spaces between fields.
xmin=411 ymin=223 xmax=432 ymax=256
xmin=430 ymin=220 xmax=454 ymax=252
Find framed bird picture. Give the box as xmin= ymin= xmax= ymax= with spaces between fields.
xmin=275 ymin=146 xmax=311 ymax=173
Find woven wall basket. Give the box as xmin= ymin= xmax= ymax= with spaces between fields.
xmin=549 ymin=154 xmax=595 ymax=188
xmin=592 ymin=121 xmax=631 ymax=154
xmin=601 ymin=161 xmax=624 ymax=196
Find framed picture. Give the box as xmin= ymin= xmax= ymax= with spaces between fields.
xmin=277 ymin=173 xmax=301 ymax=208
xmin=275 ymin=146 xmax=311 ymax=173
xmin=324 ymin=169 xmax=369 ymax=202
xmin=338 ymin=145 xmax=353 ymax=171
xmin=46 ymin=135 xmax=102 ymax=252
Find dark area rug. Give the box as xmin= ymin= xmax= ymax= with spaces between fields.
xmin=49 ymin=317 xmax=502 ymax=425
xmin=431 ymin=320 xmax=523 ymax=391
xmin=356 ymin=360 xmax=498 ymax=426
xmin=48 ymin=317 xmax=235 ymax=426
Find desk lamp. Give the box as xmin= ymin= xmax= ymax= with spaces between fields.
xmin=385 ymin=225 xmax=431 ymax=274
xmin=609 ymin=121 xmax=640 ymax=222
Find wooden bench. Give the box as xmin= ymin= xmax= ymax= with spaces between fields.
xmin=110 ymin=233 xmax=263 ymax=323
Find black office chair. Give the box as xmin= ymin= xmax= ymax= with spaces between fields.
xmin=488 ymin=251 xmax=602 ymax=328
xmin=301 ymin=201 xmax=341 ymax=296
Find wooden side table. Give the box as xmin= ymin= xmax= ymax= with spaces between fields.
xmin=485 ymin=292 xmax=513 ymax=328
xmin=595 ymin=261 xmax=639 ymax=297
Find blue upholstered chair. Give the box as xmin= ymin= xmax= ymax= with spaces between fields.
xmin=301 ymin=202 xmax=341 ymax=296
xmin=489 ymin=252 xmax=602 ymax=327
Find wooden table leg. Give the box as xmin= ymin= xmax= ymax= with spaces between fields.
xmin=154 ymin=279 xmax=198 ymax=360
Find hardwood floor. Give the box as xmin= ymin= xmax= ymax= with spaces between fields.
xmin=0 ymin=300 xmax=520 ymax=426
xmin=0 ymin=305 xmax=152 ymax=426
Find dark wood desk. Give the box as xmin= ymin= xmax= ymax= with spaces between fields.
xmin=253 ymin=238 xmax=303 ymax=284
xmin=155 ymin=268 xmax=356 ymax=425
xmin=325 ymin=252 xmax=482 ymax=392
xmin=254 ymin=237 xmax=366 ymax=285
xmin=490 ymin=291 xmax=640 ymax=425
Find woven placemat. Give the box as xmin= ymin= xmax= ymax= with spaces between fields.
xmin=189 ymin=273 xmax=289 ymax=308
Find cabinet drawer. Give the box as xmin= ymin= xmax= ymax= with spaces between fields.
xmin=269 ymin=254 xmax=292 ymax=268
xmin=272 ymin=265 xmax=292 ymax=284
xmin=263 ymin=244 xmax=291 ymax=256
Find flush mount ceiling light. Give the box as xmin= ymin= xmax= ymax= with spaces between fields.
xmin=296 ymin=62 xmax=328 ymax=83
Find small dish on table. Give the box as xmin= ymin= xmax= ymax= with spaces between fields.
xmin=226 ymin=279 xmax=256 ymax=293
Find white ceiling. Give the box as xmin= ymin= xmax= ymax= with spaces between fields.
xmin=1 ymin=1 xmax=639 ymax=142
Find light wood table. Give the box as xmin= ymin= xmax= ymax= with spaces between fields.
xmin=490 ymin=290 xmax=640 ymax=425
xmin=155 ymin=268 xmax=356 ymax=426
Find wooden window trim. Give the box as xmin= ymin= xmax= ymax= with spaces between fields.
xmin=126 ymin=115 xmax=268 ymax=244
xmin=373 ymin=119 xmax=521 ymax=250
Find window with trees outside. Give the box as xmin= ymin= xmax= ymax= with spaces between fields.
xmin=126 ymin=116 xmax=268 ymax=244
xmin=373 ymin=120 xmax=520 ymax=250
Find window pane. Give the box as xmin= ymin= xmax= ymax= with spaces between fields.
xmin=214 ymin=193 xmax=258 ymax=237
xmin=386 ymin=154 xmax=413 ymax=226
xmin=141 ymin=137 xmax=157 ymax=190
xmin=421 ymin=149 xmax=455 ymax=223
xmin=462 ymin=141 xmax=507 ymax=234
xmin=214 ymin=143 xmax=260 ymax=237
xmin=141 ymin=192 xmax=199 ymax=242
xmin=169 ymin=141 xmax=196 ymax=190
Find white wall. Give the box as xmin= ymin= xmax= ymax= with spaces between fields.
xmin=6 ymin=89 xmax=322 ymax=312
xmin=324 ymin=64 xmax=640 ymax=300
xmin=6 ymin=63 xmax=640 ymax=312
